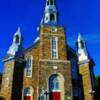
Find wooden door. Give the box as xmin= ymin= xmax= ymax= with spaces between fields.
xmin=50 ymin=92 xmax=61 ymax=100
xmin=24 ymin=96 xmax=31 ymax=100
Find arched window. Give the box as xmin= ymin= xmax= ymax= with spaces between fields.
xmin=50 ymin=14 xmax=55 ymax=22
xmin=24 ymin=87 xmax=31 ymax=95
xmin=47 ymin=0 xmax=49 ymax=5
xmin=49 ymin=73 xmax=65 ymax=100
xmin=23 ymin=87 xmax=33 ymax=100
xmin=47 ymin=0 xmax=54 ymax=5
xmin=26 ymin=56 xmax=33 ymax=77
xmin=80 ymin=40 xmax=85 ymax=48
xmin=51 ymin=37 xmax=58 ymax=59
xmin=15 ymin=35 xmax=20 ymax=43
xmin=49 ymin=74 xmax=60 ymax=92
xmin=50 ymin=0 xmax=54 ymax=5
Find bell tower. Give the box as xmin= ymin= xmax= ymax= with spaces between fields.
xmin=44 ymin=0 xmax=57 ymax=24
xmin=0 ymin=27 xmax=24 ymax=100
xmin=77 ymin=33 xmax=88 ymax=62
xmin=7 ymin=27 xmax=22 ymax=56
xmin=76 ymin=33 xmax=96 ymax=100
xmin=39 ymin=0 xmax=73 ymax=100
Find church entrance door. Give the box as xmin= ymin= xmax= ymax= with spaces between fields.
xmin=23 ymin=87 xmax=33 ymax=100
xmin=49 ymin=74 xmax=61 ymax=100
xmin=50 ymin=92 xmax=61 ymax=100
xmin=24 ymin=96 xmax=31 ymax=100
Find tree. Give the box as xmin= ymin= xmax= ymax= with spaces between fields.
xmin=95 ymin=76 xmax=100 ymax=100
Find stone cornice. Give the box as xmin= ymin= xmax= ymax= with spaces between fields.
xmin=39 ymin=59 xmax=70 ymax=63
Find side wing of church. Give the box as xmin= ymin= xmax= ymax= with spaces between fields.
xmin=0 ymin=0 xmax=96 ymax=100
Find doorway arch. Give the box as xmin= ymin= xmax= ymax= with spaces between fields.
xmin=23 ymin=87 xmax=33 ymax=100
xmin=49 ymin=73 xmax=64 ymax=100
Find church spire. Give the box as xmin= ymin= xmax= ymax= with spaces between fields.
xmin=43 ymin=0 xmax=58 ymax=24
xmin=76 ymin=33 xmax=88 ymax=62
xmin=7 ymin=27 xmax=23 ymax=56
xmin=13 ymin=27 xmax=22 ymax=45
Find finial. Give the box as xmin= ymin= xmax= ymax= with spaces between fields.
xmin=15 ymin=27 xmax=21 ymax=35
xmin=77 ymin=32 xmax=83 ymax=42
xmin=13 ymin=27 xmax=22 ymax=43
xmin=17 ymin=27 xmax=21 ymax=33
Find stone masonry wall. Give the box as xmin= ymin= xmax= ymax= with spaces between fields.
xmin=79 ymin=63 xmax=93 ymax=100
xmin=0 ymin=61 xmax=15 ymax=100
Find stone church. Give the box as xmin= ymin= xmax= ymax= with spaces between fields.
xmin=0 ymin=0 xmax=96 ymax=100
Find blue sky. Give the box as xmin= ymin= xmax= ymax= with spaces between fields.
xmin=0 ymin=0 xmax=100 ymax=76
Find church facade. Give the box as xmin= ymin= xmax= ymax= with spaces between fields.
xmin=0 ymin=0 xmax=96 ymax=100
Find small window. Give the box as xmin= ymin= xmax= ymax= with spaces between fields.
xmin=80 ymin=40 xmax=85 ymax=48
xmin=23 ymin=87 xmax=33 ymax=100
xmin=26 ymin=56 xmax=33 ymax=77
xmin=51 ymin=37 xmax=58 ymax=59
xmin=50 ymin=14 xmax=55 ymax=22
xmin=15 ymin=35 xmax=20 ymax=43
xmin=47 ymin=0 xmax=49 ymax=5
xmin=5 ymin=65 xmax=10 ymax=87
xmin=46 ymin=17 xmax=48 ymax=21
xmin=24 ymin=88 xmax=31 ymax=95
xmin=50 ymin=0 xmax=54 ymax=5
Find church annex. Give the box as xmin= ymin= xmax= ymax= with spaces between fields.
xmin=0 ymin=0 xmax=96 ymax=100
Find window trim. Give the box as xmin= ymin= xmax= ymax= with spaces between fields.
xmin=51 ymin=37 xmax=58 ymax=59
xmin=25 ymin=55 xmax=33 ymax=78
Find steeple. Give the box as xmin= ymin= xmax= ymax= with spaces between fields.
xmin=43 ymin=0 xmax=58 ymax=24
xmin=13 ymin=27 xmax=22 ymax=45
xmin=76 ymin=33 xmax=88 ymax=62
xmin=7 ymin=27 xmax=23 ymax=56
